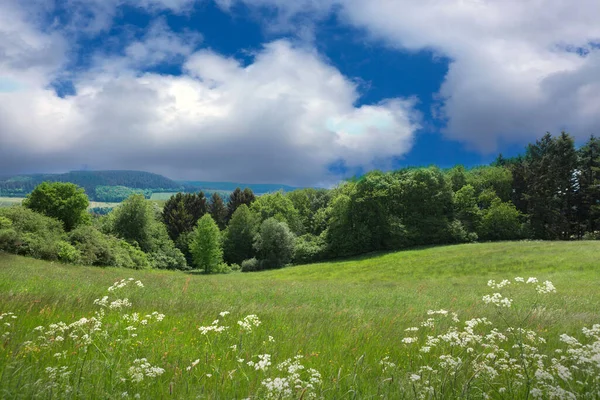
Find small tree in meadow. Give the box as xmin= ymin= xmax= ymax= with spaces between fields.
xmin=190 ymin=214 xmax=223 ymax=273
xmin=253 ymin=217 xmax=296 ymax=270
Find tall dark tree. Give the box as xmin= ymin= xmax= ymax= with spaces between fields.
xmin=162 ymin=192 xmax=207 ymax=241
xmin=209 ymin=193 xmax=228 ymax=230
xmin=227 ymin=187 xmax=255 ymax=221
xmin=523 ymin=132 xmax=578 ymax=239
xmin=577 ymin=135 xmax=600 ymax=235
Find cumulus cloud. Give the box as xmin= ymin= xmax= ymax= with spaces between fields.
xmin=222 ymin=0 xmax=600 ymax=150
xmin=0 ymin=0 xmax=419 ymax=185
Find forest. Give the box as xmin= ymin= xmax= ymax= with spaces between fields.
xmin=0 ymin=132 xmax=598 ymax=272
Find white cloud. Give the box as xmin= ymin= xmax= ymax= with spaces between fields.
xmin=222 ymin=0 xmax=600 ymax=150
xmin=0 ymin=0 xmax=419 ymax=185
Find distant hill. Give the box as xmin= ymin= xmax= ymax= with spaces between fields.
xmin=0 ymin=170 xmax=182 ymax=201
xmin=0 ymin=171 xmax=300 ymax=202
xmin=179 ymin=181 xmax=298 ymax=195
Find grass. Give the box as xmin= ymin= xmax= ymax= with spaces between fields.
xmin=1 ymin=241 xmax=600 ymax=398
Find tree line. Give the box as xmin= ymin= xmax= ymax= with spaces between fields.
xmin=0 ymin=132 xmax=598 ymax=272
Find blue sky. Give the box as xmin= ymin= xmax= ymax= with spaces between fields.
xmin=0 ymin=0 xmax=599 ymax=186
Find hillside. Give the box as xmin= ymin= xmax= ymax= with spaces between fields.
xmin=179 ymin=180 xmax=299 ymax=194
xmin=1 ymin=241 xmax=599 ymax=398
xmin=0 ymin=171 xmax=300 ymax=202
xmin=0 ymin=170 xmax=182 ymax=200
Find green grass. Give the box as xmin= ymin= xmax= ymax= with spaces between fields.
xmin=1 ymin=241 xmax=600 ymax=398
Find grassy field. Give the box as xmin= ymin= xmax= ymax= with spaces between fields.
xmin=0 ymin=197 xmax=23 ymax=207
xmin=0 ymin=197 xmax=121 ymax=210
xmin=1 ymin=241 xmax=600 ymax=398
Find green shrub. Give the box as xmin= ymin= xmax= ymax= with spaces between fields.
xmin=448 ymin=220 xmax=478 ymax=244
xmin=478 ymin=199 xmax=523 ymax=241
xmin=241 ymin=257 xmax=259 ymax=272
xmin=69 ymin=225 xmax=151 ymax=269
xmin=57 ymin=241 xmax=81 ymax=263
xmin=582 ymin=231 xmax=600 ymax=240
xmin=0 ymin=216 xmax=12 ymax=229
xmin=0 ymin=206 xmax=66 ymax=261
xmin=294 ymin=233 xmax=327 ymax=264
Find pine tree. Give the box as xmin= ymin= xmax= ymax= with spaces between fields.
xmin=162 ymin=192 xmax=207 ymax=240
xmin=208 ymin=193 xmax=228 ymax=230
xmin=227 ymin=187 xmax=255 ymax=221
xmin=577 ymin=135 xmax=600 ymax=235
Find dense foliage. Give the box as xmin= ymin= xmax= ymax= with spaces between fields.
xmin=1 ymin=132 xmax=599 ymax=273
xmin=22 ymin=182 xmax=90 ymax=231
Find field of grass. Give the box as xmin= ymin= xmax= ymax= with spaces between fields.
xmin=0 ymin=197 xmax=23 ymax=207
xmin=0 ymin=197 xmax=120 ymax=210
xmin=1 ymin=241 xmax=600 ymax=398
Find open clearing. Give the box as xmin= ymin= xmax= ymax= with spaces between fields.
xmin=1 ymin=241 xmax=599 ymax=398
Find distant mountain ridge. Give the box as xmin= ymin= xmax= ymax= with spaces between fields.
xmin=0 ymin=170 xmax=299 ymax=201
xmin=179 ymin=180 xmax=298 ymax=194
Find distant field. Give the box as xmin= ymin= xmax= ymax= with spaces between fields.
xmin=149 ymin=192 xmax=179 ymax=200
xmin=0 ymin=197 xmax=120 ymax=210
xmin=1 ymin=241 xmax=599 ymax=398
xmin=0 ymin=197 xmax=22 ymax=207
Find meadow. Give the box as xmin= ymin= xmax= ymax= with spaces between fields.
xmin=1 ymin=241 xmax=600 ymax=399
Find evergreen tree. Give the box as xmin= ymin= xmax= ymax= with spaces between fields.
xmin=227 ymin=187 xmax=255 ymax=221
xmin=208 ymin=193 xmax=228 ymax=230
xmin=162 ymin=192 xmax=207 ymax=240
xmin=190 ymin=214 xmax=223 ymax=273
xmin=523 ymin=132 xmax=578 ymax=239
xmin=577 ymin=135 xmax=600 ymax=235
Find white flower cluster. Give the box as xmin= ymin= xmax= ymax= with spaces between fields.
xmin=108 ymin=278 xmax=144 ymax=292
xmin=128 ymin=358 xmax=165 ymax=383
xmin=261 ymin=355 xmax=322 ymax=399
xmin=247 ymin=354 xmax=272 ymax=371
xmin=482 ymin=292 xmax=513 ymax=308
xmin=0 ymin=312 xmax=17 ymax=339
xmin=198 ymin=317 xmax=229 ymax=335
xmin=238 ymin=314 xmax=261 ymax=333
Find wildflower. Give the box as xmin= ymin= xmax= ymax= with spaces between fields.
xmin=247 ymin=354 xmax=271 ymax=371
xmin=536 ymin=280 xmax=556 ymax=294
xmin=238 ymin=315 xmax=261 ymax=332
xmin=402 ymin=337 xmax=418 ymax=344
xmin=219 ymin=311 xmax=230 ymax=317
xmin=409 ymin=374 xmax=421 ymax=382
xmin=128 ymin=358 xmax=165 ymax=383
xmin=187 ymin=359 xmax=200 ymax=371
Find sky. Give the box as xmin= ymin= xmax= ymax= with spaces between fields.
xmin=0 ymin=0 xmax=599 ymax=186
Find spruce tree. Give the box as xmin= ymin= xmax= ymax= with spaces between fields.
xmin=208 ymin=193 xmax=228 ymax=230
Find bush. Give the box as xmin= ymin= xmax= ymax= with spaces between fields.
xmin=57 ymin=241 xmax=80 ymax=263
xmin=149 ymin=245 xmax=187 ymax=270
xmin=0 ymin=206 xmax=66 ymax=260
xmin=69 ymin=225 xmax=151 ymax=269
xmin=478 ymin=199 xmax=523 ymax=241
xmin=294 ymin=233 xmax=327 ymax=264
xmin=448 ymin=220 xmax=478 ymax=244
xmin=582 ymin=231 xmax=600 ymax=240
xmin=241 ymin=258 xmax=259 ymax=272
xmin=0 ymin=216 xmax=12 ymax=229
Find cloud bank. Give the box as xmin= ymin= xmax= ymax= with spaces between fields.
xmin=0 ymin=0 xmax=419 ymax=185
